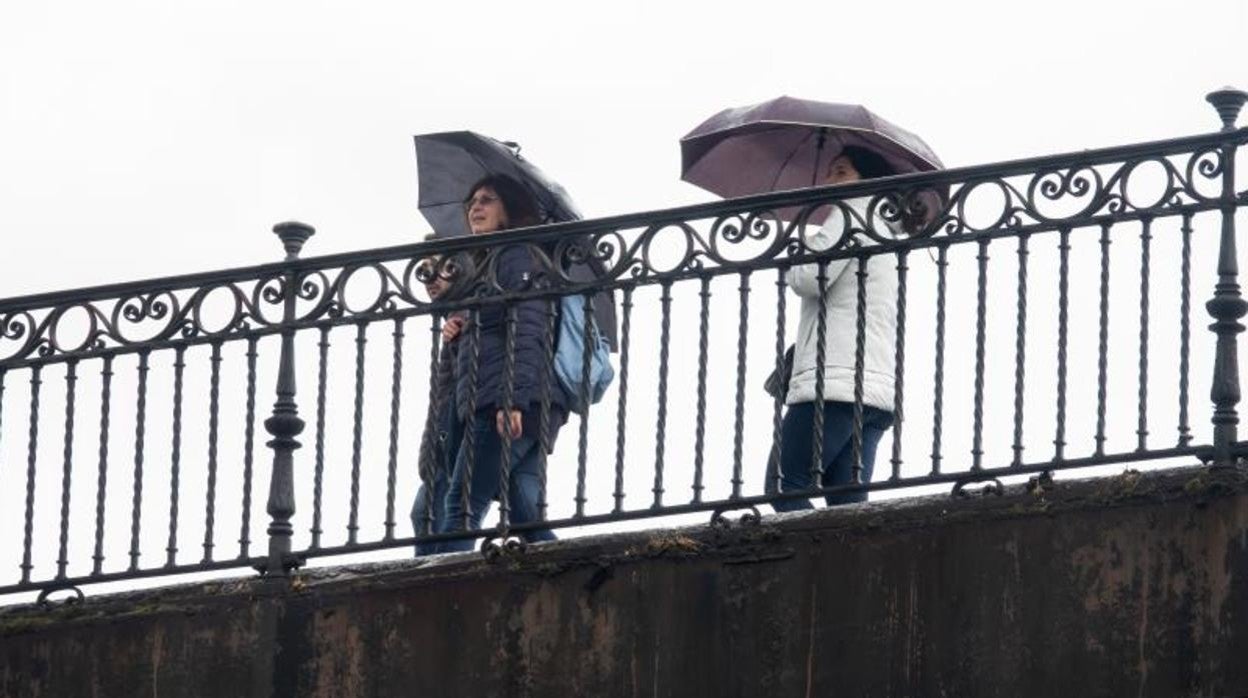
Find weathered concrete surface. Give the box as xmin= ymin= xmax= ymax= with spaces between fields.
xmin=4 ymin=465 xmax=1248 ymax=697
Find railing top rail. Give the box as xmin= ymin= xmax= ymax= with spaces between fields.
xmin=2 ymin=126 xmax=1245 ymax=316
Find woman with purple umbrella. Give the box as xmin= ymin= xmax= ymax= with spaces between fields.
xmin=681 ymin=96 xmax=941 ymax=509
xmin=767 ymin=145 xmax=903 ymax=509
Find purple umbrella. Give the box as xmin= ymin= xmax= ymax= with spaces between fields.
xmin=680 ymin=96 xmax=943 ymax=200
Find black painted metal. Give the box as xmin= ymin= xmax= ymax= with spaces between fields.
xmin=2 ymin=109 xmax=1247 ymax=601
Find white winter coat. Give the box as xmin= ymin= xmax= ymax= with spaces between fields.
xmin=785 ymin=198 xmax=900 ymax=411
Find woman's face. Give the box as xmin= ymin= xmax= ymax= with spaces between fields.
xmin=465 ymin=186 xmax=509 ymax=235
xmin=823 ymin=155 xmax=861 ymax=185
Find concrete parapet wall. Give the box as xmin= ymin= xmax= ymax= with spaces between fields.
xmin=4 ymin=465 xmax=1248 ymax=697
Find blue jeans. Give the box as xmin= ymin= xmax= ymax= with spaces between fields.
xmin=766 ymin=401 xmax=894 ymax=511
xmin=410 ymin=468 xmax=448 ymax=556
xmin=434 ymin=411 xmax=557 ymax=553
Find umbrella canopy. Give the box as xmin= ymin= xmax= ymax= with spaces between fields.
xmin=680 ymin=96 xmax=943 ymax=200
xmin=413 ymin=130 xmax=616 ymax=349
xmin=415 ymin=131 xmax=582 ymax=238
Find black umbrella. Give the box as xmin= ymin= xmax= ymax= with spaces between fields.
xmin=414 ymin=131 xmax=581 ymax=238
xmin=413 ymin=131 xmax=616 ymax=349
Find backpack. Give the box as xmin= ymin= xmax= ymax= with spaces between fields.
xmin=553 ymin=293 xmax=614 ymax=415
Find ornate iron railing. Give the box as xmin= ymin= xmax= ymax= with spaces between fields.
xmin=2 ymin=90 xmax=1246 ymax=603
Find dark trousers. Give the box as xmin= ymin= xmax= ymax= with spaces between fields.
xmin=766 ymin=401 xmax=894 ymax=511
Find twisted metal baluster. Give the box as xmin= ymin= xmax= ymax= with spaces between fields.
xmin=1012 ymin=235 xmax=1029 ymax=467
xmin=851 ymin=258 xmax=867 ymax=482
xmin=202 ymin=341 xmax=222 ymax=562
xmin=575 ymin=294 xmax=593 ymax=518
xmin=20 ymin=366 xmax=42 ymax=584
xmin=930 ymin=246 xmax=948 ymax=475
xmin=1054 ymin=228 xmax=1071 ymax=462
xmin=769 ymin=268 xmax=788 ymax=492
xmin=460 ymin=312 xmax=482 ymax=528
xmin=1178 ymin=213 xmax=1193 ymax=446
xmin=1137 ymin=217 xmax=1152 ymax=451
xmin=91 ymin=357 xmax=113 ymax=575
xmin=239 ymin=337 xmax=258 ymax=559
xmin=692 ymin=276 xmax=711 ymax=504
xmin=731 ymin=271 xmax=750 ymax=498
xmin=499 ymin=304 xmax=518 ymax=529
xmin=889 ymin=252 xmax=908 ymax=481
xmin=612 ymin=287 xmax=633 ymax=514
xmin=537 ymin=300 xmax=556 ymax=522
xmin=1095 ymin=224 xmax=1112 ymax=457
xmin=811 ymin=260 xmax=830 ymax=488
xmin=128 ymin=352 xmax=150 ymax=572
xmin=310 ymin=327 xmax=329 ymax=549
xmin=971 ymin=240 xmax=989 ymax=471
xmin=652 ymin=281 xmax=672 ymax=508
xmin=384 ymin=317 xmax=405 ymax=541
xmin=165 ymin=346 xmax=186 ymax=568
xmin=55 ymin=360 xmax=78 ymax=580
xmin=347 ymin=321 xmax=367 ymax=545
xmin=420 ymin=315 xmax=441 ymax=536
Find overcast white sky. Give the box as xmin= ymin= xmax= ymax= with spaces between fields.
xmin=0 ymin=1 xmax=1246 ymax=600
xmin=1 ymin=0 xmax=1244 ymax=297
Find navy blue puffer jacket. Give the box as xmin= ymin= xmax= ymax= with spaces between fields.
xmin=454 ymin=244 xmax=570 ymax=438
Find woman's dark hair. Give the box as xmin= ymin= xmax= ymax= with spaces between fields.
xmin=464 ymin=173 xmax=542 ymax=229
xmin=838 ymin=145 xmax=895 ymax=180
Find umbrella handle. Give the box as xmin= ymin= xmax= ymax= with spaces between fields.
xmin=811 ymin=127 xmax=828 ymax=187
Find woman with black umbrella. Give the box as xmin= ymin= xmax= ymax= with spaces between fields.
xmin=431 ymin=173 xmax=569 ymax=552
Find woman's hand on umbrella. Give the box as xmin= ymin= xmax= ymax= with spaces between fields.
xmin=442 ymin=315 xmax=466 ymax=342
xmin=496 ymin=409 xmax=523 ymax=439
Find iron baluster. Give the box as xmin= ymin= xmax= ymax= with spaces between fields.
xmin=460 ymin=311 xmax=482 ymax=529
xmin=575 ymin=293 xmax=593 ymax=517
xmin=811 ymin=260 xmax=829 ymax=488
xmin=499 ymin=304 xmax=518 ymax=529
xmin=851 ymin=258 xmax=867 ymax=482
xmin=1095 ymin=224 xmax=1112 ymax=457
xmin=1137 ymin=217 xmax=1152 ymax=451
xmin=166 ymin=346 xmax=186 ymax=568
xmin=310 ymin=326 xmax=329 ymax=549
xmin=384 ymin=317 xmax=405 ymax=541
xmin=889 ymin=252 xmax=908 ymax=481
xmin=971 ymin=239 xmax=989 ymax=470
xmin=128 ymin=351 xmax=150 ymax=572
xmin=612 ymin=286 xmax=633 ymax=514
xmin=692 ymin=276 xmax=711 ymax=504
xmin=1054 ymin=228 xmax=1071 ymax=462
xmin=930 ymin=245 xmax=948 ymax=475
xmin=239 ymin=336 xmax=259 ymax=559
xmin=769 ymin=267 xmax=788 ymax=493
xmin=91 ymin=357 xmax=113 ymax=575
xmin=653 ymin=281 xmax=672 ymax=508
xmin=55 ymin=360 xmax=78 ymax=580
xmin=347 ymin=320 xmax=367 ymax=545
xmin=1012 ymin=234 xmax=1029 ymax=467
xmin=20 ymin=365 xmax=42 ymax=584
xmin=538 ymin=299 xmax=556 ymax=521
xmin=419 ymin=314 xmax=442 ymax=536
xmin=1178 ymin=214 xmax=1193 ymax=446
xmin=732 ymin=271 xmax=750 ymax=498
xmin=203 ymin=341 xmax=223 ymax=562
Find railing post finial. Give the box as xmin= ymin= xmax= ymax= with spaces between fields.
xmin=273 ymin=221 xmax=315 ymax=261
xmin=1207 ymin=86 xmax=1248 ymax=132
